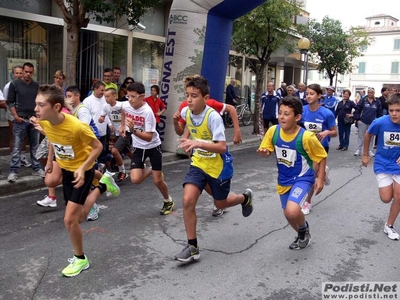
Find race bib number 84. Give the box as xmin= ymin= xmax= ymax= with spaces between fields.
xmin=384 ymin=131 xmax=400 ymax=147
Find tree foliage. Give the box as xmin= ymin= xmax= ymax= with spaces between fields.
xmin=232 ymin=0 xmax=302 ymax=134
xmin=298 ymin=16 xmax=371 ymax=86
xmin=54 ymin=0 xmax=162 ymax=86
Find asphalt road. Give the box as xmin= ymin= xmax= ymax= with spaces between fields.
xmin=0 ymin=131 xmax=399 ymax=300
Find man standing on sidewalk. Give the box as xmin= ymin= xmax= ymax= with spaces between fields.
xmin=7 ymin=62 xmax=44 ymax=182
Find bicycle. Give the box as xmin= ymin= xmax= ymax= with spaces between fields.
xmin=224 ymin=101 xmax=253 ymax=127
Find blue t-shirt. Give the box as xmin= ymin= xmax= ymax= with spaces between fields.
xmin=368 ymin=115 xmax=400 ymax=175
xmin=302 ymin=105 xmax=336 ymax=148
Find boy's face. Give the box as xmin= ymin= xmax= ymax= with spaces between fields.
xmin=186 ymin=86 xmax=208 ymax=114
xmin=65 ymin=91 xmax=80 ymax=107
xmin=104 ymin=90 xmax=116 ymax=105
xmin=127 ymin=90 xmax=144 ymax=109
xmin=278 ymin=104 xmax=301 ymax=130
xmin=388 ymin=104 xmax=400 ymax=124
xmin=35 ymin=94 xmax=59 ymax=120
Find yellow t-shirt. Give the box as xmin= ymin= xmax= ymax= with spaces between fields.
xmin=259 ymin=125 xmax=327 ymax=194
xmin=39 ymin=113 xmax=96 ymax=172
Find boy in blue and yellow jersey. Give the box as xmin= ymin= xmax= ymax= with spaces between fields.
xmin=362 ymin=93 xmax=400 ymax=241
xmin=174 ymin=76 xmax=254 ymax=262
xmin=33 ymin=84 xmax=120 ymax=277
xmin=257 ymin=96 xmax=327 ymax=250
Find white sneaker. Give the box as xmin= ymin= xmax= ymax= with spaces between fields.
xmin=36 ymin=195 xmax=57 ymax=208
xmin=324 ymin=166 xmax=331 ymax=186
xmin=354 ymin=150 xmax=360 ymax=156
xmin=369 ymin=151 xmax=375 ymax=157
xmin=21 ymin=156 xmax=32 ymax=167
xmin=383 ymin=223 xmax=399 ymax=240
xmin=87 ymin=203 xmax=100 ymax=221
xmin=7 ymin=173 xmax=18 ymax=183
xmin=32 ymin=169 xmax=46 ymax=178
xmin=301 ymin=202 xmax=312 ymax=215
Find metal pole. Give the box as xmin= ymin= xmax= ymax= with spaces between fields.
xmin=305 ymin=51 xmax=309 ymax=86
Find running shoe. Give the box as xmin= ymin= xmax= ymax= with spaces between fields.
xmin=99 ymin=173 xmax=120 ymax=197
xmin=301 ymin=202 xmax=312 ymax=215
xmin=298 ymin=223 xmax=311 ymax=249
xmin=36 ymin=195 xmax=57 ymax=208
xmin=324 ymin=166 xmax=331 ymax=186
xmin=212 ymin=208 xmax=224 ymax=217
xmin=87 ymin=203 xmax=99 ymax=221
xmin=7 ymin=173 xmax=18 ymax=183
xmin=369 ymin=150 xmax=375 ymax=157
xmin=289 ymin=236 xmax=300 ymax=250
xmin=61 ymin=256 xmax=90 ymax=277
xmin=242 ymin=188 xmax=253 ymax=217
xmin=160 ymin=197 xmax=174 ymax=215
xmin=174 ymin=244 xmax=200 ymax=262
xmin=21 ymin=156 xmax=32 ymax=167
xmin=384 ymin=223 xmax=400 ymax=240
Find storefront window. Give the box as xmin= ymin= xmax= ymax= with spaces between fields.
xmin=0 ymin=17 xmax=63 ymax=125
xmin=78 ymin=32 xmax=128 ymax=97
xmin=132 ymin=38 xmax=164 ymax=95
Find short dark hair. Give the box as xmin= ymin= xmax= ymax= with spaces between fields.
xmin=12 ymin=65 xmax=23 ymax=72
xmin=381 ymin=87 xmax=389 ymax=93
xmin=113 ymin=67 xmax=121 ymax=72
xmin=23 ymin=62 xmax=34 ymax=69
xmin=66 ymin=85 xmax=81 ymax=95
xmin=307 ymin=83 xmax=323 ymax=95
xmin=127 ymin=82 xmax=145 ymax=94
xmin=93 ymin=81 xmax=105 ymax=89
xmin=279 ymin=96 xmax=303 ymax=116
xmin=105 ymin=87 xmax=117 ymax=95
xmin=151 ymin=85 xmax=160 ymax=94
xmin=38 ymin=84 xmax=65 ymax=111
xmin=186 ymin=76 xmax=210 ymax=97
xmin=104 ymin=68 xmax=112 ymax=74
xmin=342 ymin=89 xmax=351 ymax=97
xmin=387 ymin=93 xmax=400 ymax=105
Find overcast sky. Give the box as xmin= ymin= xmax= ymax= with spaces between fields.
xmin=305 ymin=0 xmax=400 ymax=29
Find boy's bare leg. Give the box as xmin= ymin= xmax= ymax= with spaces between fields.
xmin=130 ymin=168 xmax=152 ymax=184
xmin=64 ymin=202 xmax=85 ymax=256
xmin=182 ymin=184 xmax=201 ymax=240
xmin=152 ymin=170 xmax=169 ymax=199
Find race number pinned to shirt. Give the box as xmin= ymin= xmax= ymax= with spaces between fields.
xmin=384 ymin=131 xmax=400 ymax=147
xmin=275 ymin=146 xmax=296 ymax=167
xmin=51 ymin=143 xmax=75 ymax=160
xmin=304 ymin=121 xmax=323 ymax=133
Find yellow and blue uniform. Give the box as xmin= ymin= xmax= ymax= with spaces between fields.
xmin=260 ymin=125 xmax=327 ymax=208
xmin=185 ymin=107 xmax=233 ymax=180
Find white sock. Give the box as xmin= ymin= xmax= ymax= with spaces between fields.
xmin=164 ymin=196 xmax=172 ymax=202
xmin=118 ymin=165 xmax=125 ymax=172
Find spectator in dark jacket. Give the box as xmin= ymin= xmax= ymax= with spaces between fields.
xmin=378 ymin=87 xmax=390 ymax=115
xmin=353 ymin=87 xmax=382 ymax=156
xmin=335 ymin=89 xmax=356 ymax=151
xmin=226 ymin=79 xmax=240 ymax=106
xmin=261 ymin=82 xmax=280 ymax=133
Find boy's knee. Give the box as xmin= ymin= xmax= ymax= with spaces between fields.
xmin=182 ymin=197 xmax=196 ymax=210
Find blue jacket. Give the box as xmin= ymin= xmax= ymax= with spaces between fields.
xmin=261 ymin=91 xmax=280 ymax=119
xmin=353 ymin=97 xmax=382 ymax=125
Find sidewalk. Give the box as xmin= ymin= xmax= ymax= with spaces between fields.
xmin=0 ymin=124 xmax=261 ymax=197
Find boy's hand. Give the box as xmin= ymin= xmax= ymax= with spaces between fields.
xmin=314 ymin=178 xmax=324 ymax=195
xmin=177 ymin=138 xmax=197 ymax=154
xmin=72 ymin=167 xmax=85 ymax=188
xmin=256 ymin=148 xmax=271 ymax=158
xmin=45 ymin=161 xmax=53 ymax=174
xmin=98 ymin=115 xmax=105 ymax=123
xmin=119 ymin=125 xmax=126 ymax=137
xmin=362 ymin=155 xmax=371 ymax=167
xmin=173 ymin=111 xmax=181 ymax=124
xmin=397 ymin=157 xmax=400 ymax=166
xmin=316 ymin=131 xmax=328 ymax=141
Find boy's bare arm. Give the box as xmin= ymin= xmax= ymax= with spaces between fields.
xmin=362 ymin=132 xmax=374 ymax=167
xmin=178 ymin=138 xmax=226 ymax=154
xmin=314 ymin=157 xmax=326 ymax=196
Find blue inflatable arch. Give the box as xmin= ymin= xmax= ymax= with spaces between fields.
xmin=159 ymin=0 xmax=267 ymax=152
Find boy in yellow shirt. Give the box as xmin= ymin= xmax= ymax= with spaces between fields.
xmin=257 ymin=96 xmax=327 ymax=249
xmin=34 ymin=84 xmax=120 ymax=277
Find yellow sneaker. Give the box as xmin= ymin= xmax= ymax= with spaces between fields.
xmin=61 ymin=256 xmax=89 ymax=277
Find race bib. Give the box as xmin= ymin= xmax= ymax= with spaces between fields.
xmin=304 ymin=121 xmax=322 ymax=133
xmin=384 ymin=131 xmax=400 ymax=147
xmin=52 ymin=143 xmax=75 ymax=160
xmin=110 ymin=111 xmax=122 ymax=122
xmin=275 ymin=146 xmax=296 ymax=167
xmin=194 ymin=138 xmax=216 ymax=158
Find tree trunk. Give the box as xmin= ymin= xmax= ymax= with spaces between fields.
xmin=252 ymin=67 xmax=265 ymax=135
xmin=65 ymin=21 xmax=80 ymax=87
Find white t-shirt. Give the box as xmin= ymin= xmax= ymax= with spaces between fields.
xmin=83 ymin=94 xmax=108 ymax=136
xmin=3 ymin=82 xmax=13 ymax=121
xmin=121 ymin=101 xmax=161 ymax=149
xmin=102 ymin=101 xmax=123 ymax=136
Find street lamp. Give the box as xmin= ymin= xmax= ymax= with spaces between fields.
xmin=298 ymin=37 xmax=310 ymax=86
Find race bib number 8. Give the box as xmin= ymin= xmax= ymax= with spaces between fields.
xmin=275 ymin=146 xmax=296 ymax=167
xmin=384 ymin=131 xmax=400 ymax=147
